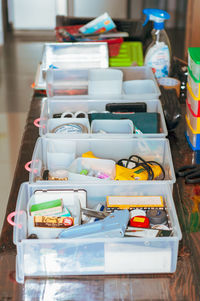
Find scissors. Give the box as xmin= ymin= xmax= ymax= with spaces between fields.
xmin=176 ymin=164 xmax=200 ymax=184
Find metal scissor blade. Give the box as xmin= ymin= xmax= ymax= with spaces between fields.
xmin=81 ymin=208 xmax=110 ymax=219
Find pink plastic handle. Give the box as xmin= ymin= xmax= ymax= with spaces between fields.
xmin=25 ymin=160 xmax=39 ymax=174
xmin=34 ymin=118 xmax=45 ymax=129
xmin=7 ymin=211 xmax=23 ymax=229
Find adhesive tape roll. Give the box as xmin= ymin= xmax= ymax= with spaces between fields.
xmin=157 ymin=77 xmax=181 ymax=97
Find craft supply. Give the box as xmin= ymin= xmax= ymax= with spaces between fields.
xmin=52 ymin=123 xmax=88 ymax=134
xmin=130 ymin=209 xmax=146 ymax=218
xmin=116 ymin=155 xmax=165 ymax=181
xmin=146 ymin=209 xmax=167 ymax=225
xmin=152 ymin=224 xmax=170 ymax=230
xmin=49 ymin=169 xmax=68 ymax=180
xmin=105 ymin=102 xmax=147 ymax=113
xmin=125 ymin=226 xmax=172 ymax=237
xmin=80 ymin=169 xmax=89 ymax=175
xmin=157 ymin=77 xmax=181 ymax=98
xmin=34 ymin=216 xmax=74 ymax=228
xmin=106 ymin=196 xmax=164 ymax=211
xmin=30 ymin=199 xmax=63 ymax=216
xmin=58 ymin=210 xmax=129 ymax=239
xmin=129 ymin=216 xmax=150 ymax=228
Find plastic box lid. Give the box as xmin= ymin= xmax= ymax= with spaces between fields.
xmin=188 ymin=48 xmax=200 ymax=65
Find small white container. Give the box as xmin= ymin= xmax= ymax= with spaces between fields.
xmin=88 ymin=68 xmax=123 ymax=95
xmin=123 ymin=79 xmax=157 ymax=95
xmin=27 ymin=192 xmax=81 ymax=239
xmin=91 ymin=119 xmax=133 ymax=134
xmin=68 ymin=157 xmax=116 ymax=181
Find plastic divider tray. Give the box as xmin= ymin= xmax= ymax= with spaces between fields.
xmin=13 ymin=181 xmax=182 ymax=283
xmin=28 ymin=137 xmax=175 ymax=190
xmin=37 ymin=96 xmax=167 ymax=139
xmin=46 ymin=66 xmax=160 ymax=99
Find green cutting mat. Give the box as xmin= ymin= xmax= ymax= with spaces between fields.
xmin=109 ymin=41 xmax=143 ymax=67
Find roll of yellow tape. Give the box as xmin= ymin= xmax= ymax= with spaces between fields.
xmin=157 ymin=77 xmax=181 ymax=98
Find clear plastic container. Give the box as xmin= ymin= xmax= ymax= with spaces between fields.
xmin=91 ymin=119 xmax=133 ymax=134
xmin=188 ymin=67 xmax=200 ymax=98
xmin=45 ymin=66 xmax=160 ymax=99
xmin=88 ymin=68 xmax=123 ymax=95
xmin=37 ymin=96 xmax=167 ymax=138
xmin=187 ymin=83 xmax=200 ymax=116
xmin=123 ymin=80 xmax=156 ymax=95
xmin=28 ymin=137 xmax=176 ymax=190
xmin=41 ymin=42 xmax=109 ymax=75
xmin=13 ymin=181 xmax=182 ymax=283
xmin=186 ymin=99 xmax=200 ymax=131
xmin=188 ymin=47 xmax=200 ymax=81
xmin=185 ymin=114 xmax=200 ymax=150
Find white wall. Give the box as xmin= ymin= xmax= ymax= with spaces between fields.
xmin=72 ymin=0 xmax=127 ymax=18
xmin=12 ymin=0 xmax=57 ymax=30
xmin=0 ymin=0 xmax=4 ymax=44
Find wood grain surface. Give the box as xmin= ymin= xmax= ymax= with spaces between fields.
xmin=0 ymin=95 xmax=200 ymax=301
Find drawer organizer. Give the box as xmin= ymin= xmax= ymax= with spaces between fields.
xmin=186 ymin=98 xmax=200 ymax=131
xmin=26 ymin=137 xmax=175 ymax=190
xmin=11 ymin=182 xmax=181 ymax=283
xmin=188 ymin=47 xmax=200 ymax=81
xmin=34 ymin=97 xmax=168 ymax=139
xmin=185 ymin=114 xmax=200 ymax=150
xmin=187 ymin=83 xmax=200 ymax=116
xmin=46 ymin=66 xmax=160 ymax=99
xmin=188 ymin=67 xmax=200 ymax=98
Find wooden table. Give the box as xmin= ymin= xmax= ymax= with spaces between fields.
xmin=0 ymin=94 xmax=200 ymax=301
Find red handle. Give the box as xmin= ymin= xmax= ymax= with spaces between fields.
xmin=34 ymin=118 xmax=45 ymax=128
xmin=25 ymin=160 xmax=39 ymax=174
xmin=7 ymin=211 xmax=23 ymax=229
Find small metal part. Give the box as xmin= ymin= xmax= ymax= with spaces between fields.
xmin=81 ymin=208 xmax=110 ymax=219
xmin=27 ymin=234 xmax=38 ymax=239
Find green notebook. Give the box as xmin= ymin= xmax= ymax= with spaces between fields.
xmin=88 ymin=112 xmax=160 ymax=134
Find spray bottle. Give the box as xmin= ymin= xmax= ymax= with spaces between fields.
xmin=143 ymin=8 xmax=171 ymax=78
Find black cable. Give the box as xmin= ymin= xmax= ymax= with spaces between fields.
xmin=117 ymin=155 xmax=165 ymax=180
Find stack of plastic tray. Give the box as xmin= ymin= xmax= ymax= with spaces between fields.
xmin=9 ymin=53 xmax=182 ymax=283
xmin=186 ymin=48 xmax=200 ymax=150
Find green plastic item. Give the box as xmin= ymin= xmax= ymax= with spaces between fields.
xmin=188 ymin=47 xmax=200 ymax=65
xmin=109 ymin=42 xmax=143 ymax=67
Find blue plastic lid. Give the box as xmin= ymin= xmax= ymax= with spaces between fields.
xmin=143 ymin=8 xmax=170 ymax=28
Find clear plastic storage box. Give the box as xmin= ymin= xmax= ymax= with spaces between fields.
xmin=41 ymin=42 xmax=109 ymax=75
xmin=35 ymin=96 xmax=168 ymax=139
xmin=46 ymin=66 xmax=161 ymax=99
xmin=13 ymin=182 xmax=182 ymax=283
xmin=27 ymin=137 xmax=176 ymax=190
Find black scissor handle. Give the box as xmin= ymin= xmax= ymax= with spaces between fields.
xmin=185 ymin=170 xmax=200 ymax=184
xmin=176 ymin=164 xmax=200 ymax=177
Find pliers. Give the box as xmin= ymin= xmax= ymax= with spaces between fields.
xmin=176 ymin=164 xmax=200 ymax=184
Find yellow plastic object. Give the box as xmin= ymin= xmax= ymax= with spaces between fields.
xmin=82 ymin=151 xmax=163 ymax=181
xmin=115 ymin=164 xmax=162 ymax=181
